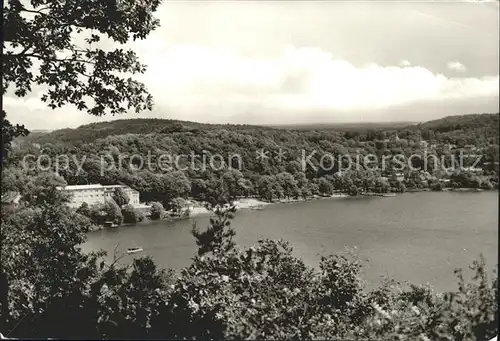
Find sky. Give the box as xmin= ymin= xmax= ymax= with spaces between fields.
xmin=5 ymin=0 xmax=500 ymax=130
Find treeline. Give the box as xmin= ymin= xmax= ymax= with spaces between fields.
xmin=16 ymin=119 xmax=276 ymax=146
xmin=1 ymin=174 xmax=497 ymax=340
xmin=6 ymin=114 xmax=498 ymax=210
xmin=417 ymin=113 xmax=500 ymax=134
xmin=16 ymin=113 xmax=499 ymax=147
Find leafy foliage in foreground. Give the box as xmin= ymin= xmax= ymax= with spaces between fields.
xmin=0 ymin=176 xmax=497 ymax=340
xmin=3 ymin=0 xmax=160 ymax=116
xmin=0 ymin=181 xmax=172 ymax=338
xmin=1 ymin=111 xmax=29 ymax=168
xmin=155 ymin=242 xmax=497 ymax=341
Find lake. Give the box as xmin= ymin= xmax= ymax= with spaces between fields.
xmin=83 ymin=191 xmax=498 ymax=292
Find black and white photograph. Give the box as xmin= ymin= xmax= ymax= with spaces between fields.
xmin=1 ymin=0 xmax=499 ymax=339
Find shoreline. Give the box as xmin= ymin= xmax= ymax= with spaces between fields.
xmin=88 ymin=188 xmax=495 ymax=231
xmin=168 ymin=187 xmax=494 ymax=219
xmin=186 ymin=194 xmax=350 ymax=217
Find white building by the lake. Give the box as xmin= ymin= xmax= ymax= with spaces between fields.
xmin=58 ymin=184 xmax=140 ymax=208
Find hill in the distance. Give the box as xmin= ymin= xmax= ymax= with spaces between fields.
xmin=17 ymin=118 xmax=274 ymax=145
xmin=269 ymin=121 xmax=417 ymax=132
xmin=416 ymin=113 xmax=499 ymax=133
xmin=17 ymin=113 xmax=499 ymax=145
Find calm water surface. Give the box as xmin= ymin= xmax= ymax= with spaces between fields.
xmin=83 ymin=191 xmax=498 ymax=292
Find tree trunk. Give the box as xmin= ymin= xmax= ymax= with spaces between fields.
xmin=0 ymin=268 xmax=10 ymax=334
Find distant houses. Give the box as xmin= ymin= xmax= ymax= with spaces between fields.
xmin=57 ymin=184 xmax=140 ymax=208
xmin=460 ymin=167 xmax=483 ymax=174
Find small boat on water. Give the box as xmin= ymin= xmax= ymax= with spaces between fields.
xmin=127 ymin=247 xmax=143 ymax=254
xmin=382 ymin=193 xmax=396 ymax=197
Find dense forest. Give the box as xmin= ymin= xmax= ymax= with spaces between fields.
xmin=15 ymin=113 xmax=500 ymax=146
xmin=6 ymin=113 xmax=499 ymax=211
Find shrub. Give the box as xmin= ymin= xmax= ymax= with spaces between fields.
xmin=349 ymin=185 xmax=359 ymax=196
xmin=151 ymin=203 xmax=499 ymax=339
xmin=430 ymin=182 xmax=444 ymax=191
xmin=167 ymin=197 xmax=187 ymax=216
xmin=136 ymin=209 xmax=146 ymax=222
xmin=480 ymin=179 xmax=494 ymax=190
xmin=112 ymin=187 xmax=130 ymax=207
xmin=149 ymin=236 xmax=498 ymax=340
xmin=150 ymin=202 xmax=164 ymax=220
xmin=122 ymin=204 xmax=139 ymax=224
xmin=104 ymin=199 xmax=123 ymax=225
xmin=181 ymin=207 xmax=191 ymax=218
xmin=75 ymin=202 xmax=90 ymax=217
xmin=89 ymin=202 xmax=107 ymax=225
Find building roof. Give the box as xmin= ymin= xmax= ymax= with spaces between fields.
xmin=102 ymin=185 xmax=128 ymax=189
xmin=57 ymin=184 xmax=134 ymax=191
xmin=58 ymin=184 xmax=105 ymax=190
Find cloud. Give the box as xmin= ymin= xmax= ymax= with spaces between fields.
xmin=399 ymin=60 xmax=412 ymax=67
xmin=4 ymin=44 xmax=498 ymax=129
xmin=3 ymin=94 xmax=47 ymax=110
xmin=134 ymin=44 xmax=496 ymax=110
xmin=447 ymin=61 xmax=467 ymax=72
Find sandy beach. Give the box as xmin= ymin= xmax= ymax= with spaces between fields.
xmin=186 ymin=194 xmax=349 ymax=217
xmin=186 ymin=198 xmax=271 ymax=217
